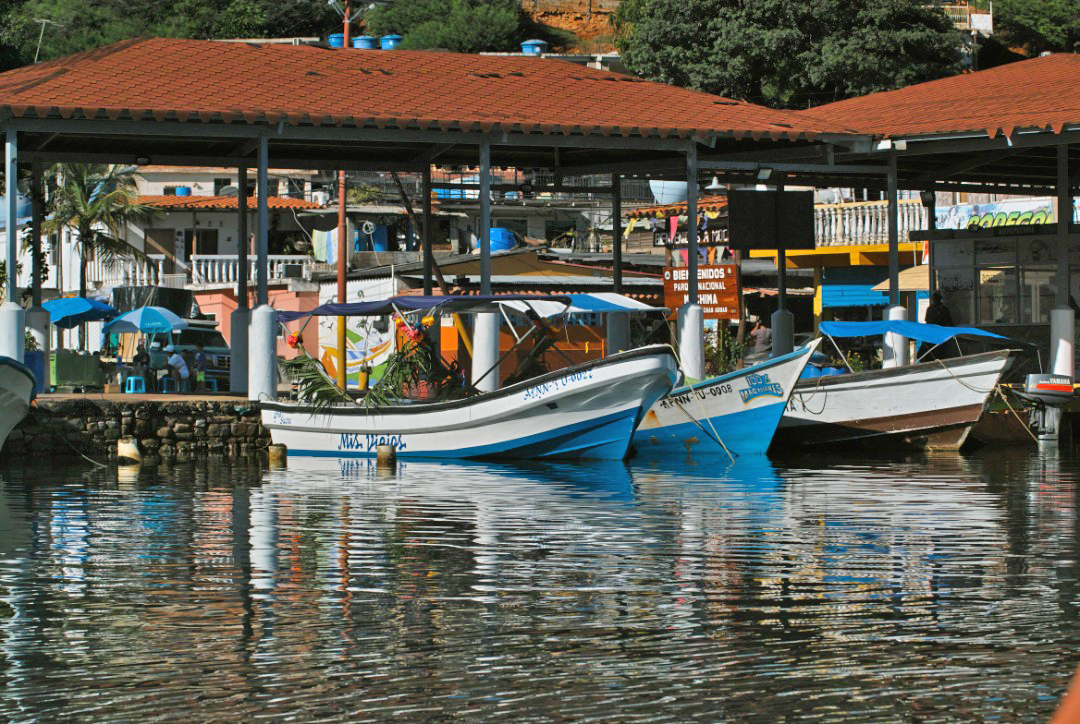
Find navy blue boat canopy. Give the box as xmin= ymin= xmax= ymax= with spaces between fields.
xmin=819 ymin=320 xmax=1008 ymax=346
xmin=277 ymin=294 xmax=571 ymax=323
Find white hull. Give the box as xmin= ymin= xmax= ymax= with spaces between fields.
xmin=0 ymin=356 xmax=35 ymax=453
xmin=263 ymin=345 xmax=678 ymax=460
xmin=775 ymin=350 xmax=1012 ymax=450
xmin=635 ymin=341 xmax=819 ymax=456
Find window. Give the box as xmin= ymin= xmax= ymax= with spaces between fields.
xmin=978 ymin=267 xmax=1017 ymax=324
xmin=164 ymin=186 xmax=178 ymax=196
xmin=213 ymin=177 xmax=233 ymax=195
xmin=935 ymin=267 xmax=974 ymax=325
xmin=1021 ymin=267 xmax=1056 ymax=323
xmin=285 ymin=178 xmax=305 ymax=198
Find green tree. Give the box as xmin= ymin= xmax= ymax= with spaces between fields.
xmin=364 ymin=0 xmax=525 ymax=53
xmin=612 ymin=0 xmax=965 ymax=108
xmin=994 ymin=0 xmax=1080 ymax=55
xmin=43 ymin=164 xmax=158 ymax=348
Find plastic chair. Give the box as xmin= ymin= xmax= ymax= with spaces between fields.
xmin=124 ymin=376 xmax=146 ymax=394
xmin=204 ymin=378 xmax=219 ymax=392
xmin=161 ymin=377 xmax=190 ymax=393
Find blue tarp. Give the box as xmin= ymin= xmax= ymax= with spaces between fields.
xmin=277 ymin=294 xmax=571 ymax=323
xmin=43 ymin=297 xmax=117 ymax=329
xmin=819 ymin=320 xmax=1008 ymax=345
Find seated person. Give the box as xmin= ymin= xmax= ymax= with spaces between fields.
xmin=164 ymin=344 xmax=190 ymax=389
xmin=131 ymin=341 xmax=151 ymax=390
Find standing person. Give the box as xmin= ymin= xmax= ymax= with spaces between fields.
xmin=192 ymin=342 xmax=209 ymax=392
xmin=164 ymin=344 xmax=190 ymax=391
xmin=750 ymin=318 xmax=771 ymax=356
xmin=924 ymin=291 xmax=954 ymax=326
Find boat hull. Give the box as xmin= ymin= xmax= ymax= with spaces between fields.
xmin=633 ymin=341 xmax=819 ymax=456
xmin=0 ymin=356 xmax=35 ymax=453
xmin=262 ymin=345 xmax=678 ymax=460
xmin=773 ymin=349 xmax=1013 ymax=451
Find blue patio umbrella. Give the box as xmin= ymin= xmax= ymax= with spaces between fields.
xmin=43 ymin=297 xmax=118 ymax=329
xmin=104 ymin=306 xmax=188 ymax=334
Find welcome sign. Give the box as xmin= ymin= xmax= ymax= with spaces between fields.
xmin=662 ymin=264 xmax=739 ymax=320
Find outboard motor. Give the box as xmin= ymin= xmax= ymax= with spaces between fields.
xmin=1021 ymin=374 xmax=1075 ymax=441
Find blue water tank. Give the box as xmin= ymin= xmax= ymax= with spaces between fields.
xmin=380 ymin=34 xmax=402 ymax=50
xmin=24 ymin=350 xmax=45 ymax=393
xmin=800 ymin=366 xmax=821 ymax=380
xmin=174 ymin=186 xmax=191 ymax=197
xmin=329 ymin=33 xmax=345 ymax=48
xmin=353 ymin=36 xmax=378 ymax=49
xmin=490 ymin=227 xmax=516 ymax=252
xmin=823 ymin=366 xmax=846 ymax=376
xmin=521 ymin=39 xmax=548 ymax=55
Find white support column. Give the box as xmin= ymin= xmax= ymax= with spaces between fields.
xmin=882 ymin=304 xmax=909 ymax=369
xmin=679 ymin=142 xmax=705 ymax=379
xmin=1051 ymin=144 xmax=1074 ymax=379
xmin=0 ymin=129 xmax=24 ymax=363
xmin=248 ymin=136 xmax=277 ymax=401
xmin=471 ymin=138 xmax=500 ymax=391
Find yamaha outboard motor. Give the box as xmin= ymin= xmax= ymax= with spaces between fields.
xmin=1020 ymin=374 xmax=1074 ymax=441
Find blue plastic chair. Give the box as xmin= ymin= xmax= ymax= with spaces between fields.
xmin=162 ymin=377 xmax=190 ymax=393
xmin=205 ymin=378 xmax=219 ymax=392
xmin=124 ymin=376 xmax=146 ymax=394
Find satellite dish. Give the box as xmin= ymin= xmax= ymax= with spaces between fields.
xmin=219 ymin=185 xmax=239 ymax=197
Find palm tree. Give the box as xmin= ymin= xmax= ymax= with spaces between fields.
xmin=43 ymin=164 xmax=159 ymax=348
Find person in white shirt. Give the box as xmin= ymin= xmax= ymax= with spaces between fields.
xmin=750 ymin=319 xmax=771 ymax=354
xmin=165 ymin=344 xmax=189 ymax=386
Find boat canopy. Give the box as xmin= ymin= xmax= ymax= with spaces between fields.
xmin=506 ymin=293 xmax=665 ymax=318
xmin=276 ymin=294 xmax=570 ymax=323
xmin=819 ymin=320 xmax=1008 ymax=345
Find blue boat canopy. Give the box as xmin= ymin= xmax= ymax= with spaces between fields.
xmin=819 ymin=320 xmax=1008 ymax=345
xmin=277 ymin=294 xmax=571 ymax=323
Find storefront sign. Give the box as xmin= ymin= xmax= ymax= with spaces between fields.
xmin=662 ymin=264 xmax=739 ymax=320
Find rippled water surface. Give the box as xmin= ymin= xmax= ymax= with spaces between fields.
xmin=1 ymin=448 xmax=1079 ymax=721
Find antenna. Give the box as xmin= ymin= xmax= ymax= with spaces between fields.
xmin=33 ymin=19 xmax=64 ymax=63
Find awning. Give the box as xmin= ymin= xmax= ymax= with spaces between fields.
xmin=871 ymin=265 xmax=930 ymax=292
xmin=277 ymin=294 xmax=570 ymax=322
xmin=819 ymin=320 xmax=1007 ymax=345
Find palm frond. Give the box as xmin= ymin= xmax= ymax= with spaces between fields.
xmin=279 ymin=354 xmax=356 ymax=416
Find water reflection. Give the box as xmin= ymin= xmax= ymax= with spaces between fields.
xmin=0 ymin=450 xmax=1077 ymax=720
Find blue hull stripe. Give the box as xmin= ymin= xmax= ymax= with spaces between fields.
xmin=288 ymin=407 xmax=642 ymax=461
xmin=632 ymin=399 xmax=787 ymax=456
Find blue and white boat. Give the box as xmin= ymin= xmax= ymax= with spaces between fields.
xmin=263 ymin=295 xmax=679 ymax=461
xmin=0 ymin=355 xmax=36 ymax=452
xmin=633 ymin=341 xmax=819 ymax=457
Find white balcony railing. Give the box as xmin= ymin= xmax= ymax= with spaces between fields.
xmin=88 ymin=254 xmax=168 ymax=289
xmin=815 ymin=199 xmax=928 ymax=247
xmin=190 ymin=254 xmax=312 ymax=285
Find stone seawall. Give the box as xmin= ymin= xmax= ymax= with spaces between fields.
xmin=3 ymin=399 xmax=270 ymax=462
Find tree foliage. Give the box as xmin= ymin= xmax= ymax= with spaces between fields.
xmin=994 ymin=0 xmax=1080 ymax=55
xmin=612 ymin=0 xmax=965 ymax=108
xmin=364 ymin=0 xmax=525 ymax=53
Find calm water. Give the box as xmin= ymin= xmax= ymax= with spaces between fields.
xmin=1 ymin=448 xmax=1078 ymax=722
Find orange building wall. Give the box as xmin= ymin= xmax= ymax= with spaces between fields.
xmin=192 ymin=286 xmax=319 ymax=359
xmin=438 ymin=323 xmax=607 ymax=386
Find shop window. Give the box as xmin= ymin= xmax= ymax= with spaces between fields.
xmin=1021 ymin=267 xmax=1056 ymax=324
xmin=935 ymin=267 xmax=974 ymax=325
xmin=978 ymin=267 xmax=1017 ymax=324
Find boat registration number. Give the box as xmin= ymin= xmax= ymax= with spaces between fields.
xmin=523 ymin=369 xmax=594 ymax=401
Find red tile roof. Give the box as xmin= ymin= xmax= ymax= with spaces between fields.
xmin=627 ymin=194 xmax=728 ymax=218
xmin=0 ymin=37 xmax=847 ymax=141
xmin=138 ymin=194 xmax=321 ymax=210
xmin=799 ymin=53 xmax=1080 ymax=139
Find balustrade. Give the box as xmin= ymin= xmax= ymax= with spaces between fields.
xmin=814 ymin=200 xmax=927 ymax=247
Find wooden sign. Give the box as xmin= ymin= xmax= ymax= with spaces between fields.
xmin=663 ymin=264 xmax=739 ymax=320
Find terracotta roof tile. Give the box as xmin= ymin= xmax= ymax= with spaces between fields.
xmin=799 ymin=53 xmax=1080 ymax=139
xmin=138 ymin=194 xmax=321 ymax=210
xmin=0 ymin=37 xmax=848 ymax=140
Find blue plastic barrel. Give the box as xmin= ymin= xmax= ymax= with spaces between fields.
xmin=823 ymin=366 xmax=845 ymax=376
xmin=490 ymin=227 xmax=516 ymax=252
xmin=800 ymin=366 xmax=821 ymax=380
xmin=24 ymin=350 xmax=45 ymax=393
xmin=380 ymin=34 xmax=402 ymax=50
xmin=521 ymin=39 xmax=548 ymax=55
xmin=174 ymin=186 xmax=191 ymax=197
xmin=329 ymin=33 xmax=345 ymax=48
xmin=353 ymin=36 xmax=377 ymax=49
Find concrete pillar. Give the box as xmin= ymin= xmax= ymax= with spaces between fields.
xmin=678 ymin=303 xmax=705 ymax=381
xmin=770 ymin=308 xmax=794 ymax=358
xmin=230 ymin=306 xmax=249 ymax=394
xmin=470 ymin=312 xmax=500 ymax=393
xmin=422 ymin=166 xmax=433 ymax=295
xmin=606 ymin=314 xmax=630 ymax=356
xmin=0 ymin=128 xmax=23 ymax=363
xmin=882 ymin=304 xmax=909 ymax=369
xmin=611 ymin=172 xmax=622 ymax=293
xmin=887 ymin=154 xmax=900 ymax=306
xmin=1051 ymin=307 xmax=1074 ymax=378
xmin=247 ymin=304 xmax=277 ymax=401
xmin=256 ymin=134 xmax=269 ymax=306
xmin=26 ymin=162 xmax=48 ymax=387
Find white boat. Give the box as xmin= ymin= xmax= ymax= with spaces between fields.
xmin=0 ymin=356 xmax=35 ymax=452
xmin=634 ymin=340 xmax=819 ymax=456
xmin=774 ymin=321 xmax=1014 ymax=451
xmin=263 ymin=344 xmax=678 ymax=460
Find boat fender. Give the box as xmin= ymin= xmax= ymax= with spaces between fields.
xmin=116 ymin=436 xmax=142 ymax=464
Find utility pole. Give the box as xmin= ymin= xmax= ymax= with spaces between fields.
xmin=335 ymin=1 xmax=352 ymax=389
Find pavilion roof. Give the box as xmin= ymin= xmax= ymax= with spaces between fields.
xmin=798 ymin=53 xmax=1080 ymax=140
xmin=137 ymin=194 xmax=321 ymax=210
xmin=0 ymin=37 xmax=846 ymax=142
